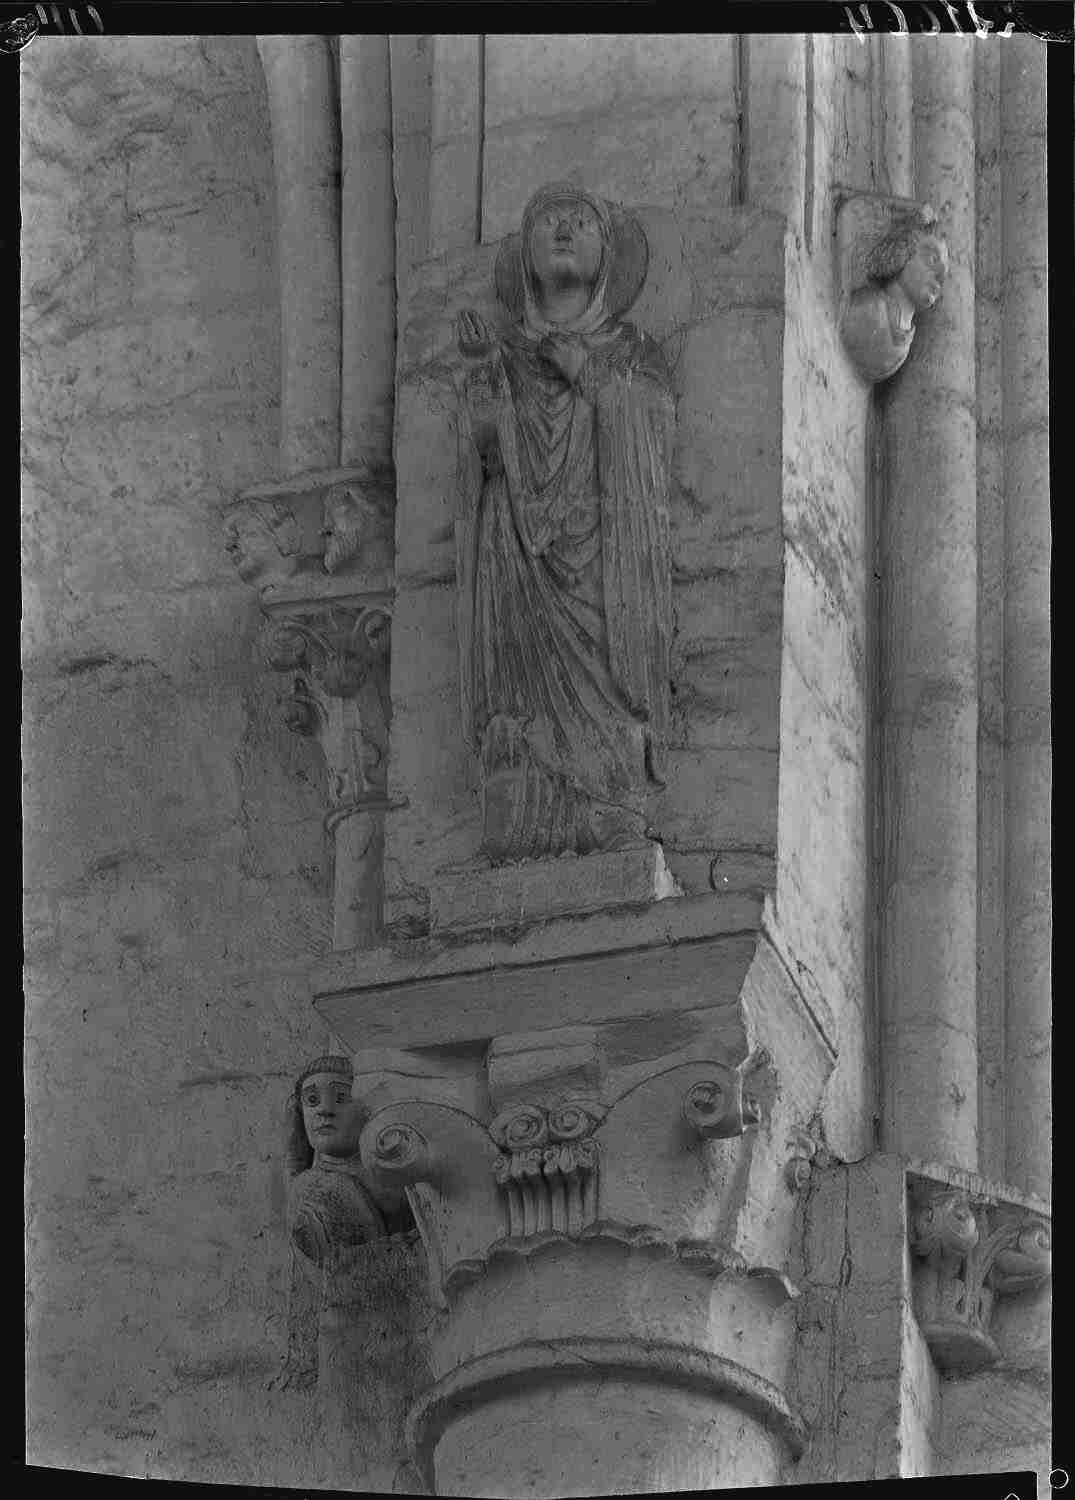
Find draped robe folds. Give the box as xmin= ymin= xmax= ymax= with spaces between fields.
xmin=457 ymin=317 xmax=675 ymax=861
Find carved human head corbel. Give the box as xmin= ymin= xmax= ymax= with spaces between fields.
xmin=288 ymin=1055 xmax=368 ymax=1169
xmin=284 ymin=1055 xmax=387 ymax=1265
xmin=223 ymin=499 xmax=301 ymax=589
xmin=839 ymin=201 xmax=949 ymax=384
xmin=320 ymin=482 xmax=393 ymax=576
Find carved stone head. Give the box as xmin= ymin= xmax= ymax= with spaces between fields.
xmin=223 ymin=501 xmax=300 ymax=587
xmin=286 ymin=1054 xmax=365 ymax=1173
xmin=523 ymin=185 xmax=610 ymax=300
xmin=495 ymin=182 xmax=649 ymax=329
xmin=321 ymin=483 xmax=386 ymax=575
xmin=895 ymin=233 xmax=949 ymax=312
xmin=865 ymin=215 xmax=950 ymax=310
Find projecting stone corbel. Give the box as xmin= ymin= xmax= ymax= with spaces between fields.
xmin=834 ymin=190 xmax=950 ymax=384
xmin=224 ymin=466 xmax=396 ymax=950
xmin=908 ymin=1173 xmax=1051 ymax=1375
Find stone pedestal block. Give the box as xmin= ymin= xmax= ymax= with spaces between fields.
xmin=429 ymin=843 xmax=680 ymax=938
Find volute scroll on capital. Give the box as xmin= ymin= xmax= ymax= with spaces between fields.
xmin=354 ymin=1052 xmax=777 ymax=1303
xmin=681 ymin=1066 xmax=761 ymax=1141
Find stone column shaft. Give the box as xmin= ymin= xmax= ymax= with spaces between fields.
xmin=429 ymin=35 xmax=483 ymax=255
xmin=332 ymin=807 xmax=384 ymax=952
xmin=879 ymin=41 xmax=978 ymax=1169
xmin=338 ymin=34 xmax=396 ymax=470
xmin=744 ymin=35 xmax=806 ymax=231
xmin=877 ymin=35 xmax=912 ymax=198
xmin=1001 ymin=39 xmax=1050 ymax=1198
xmin=256 ymin=36 xmax=342 ymax=475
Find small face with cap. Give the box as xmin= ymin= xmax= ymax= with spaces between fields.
xmin=528 ymin=196 xmax=605 ymax=295
xmin=896 ymin=233 xmax=949 ymax=311
xmin=300 ymin=1070 xmax=365 ymax=1159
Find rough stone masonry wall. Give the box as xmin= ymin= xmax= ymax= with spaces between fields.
xmin=21 ymin=37 xmax=398 ymax=1485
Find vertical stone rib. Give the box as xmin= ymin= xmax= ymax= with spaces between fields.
xmin=744 ymin=35 xmax=806 ymax=235
xmin=879 ymin=41 xmax=978 ymax=1171
xmin=877 ymin=36 xmax=912 ymax=198
xmin=338 ymin=34 xmax=396 ymax=471
xmin=428 ymin=35 xmax=483 ymax=255
xmin=389 ymin=35 xmax=433 ymax=281
xmin=256 ymin=36 xmax=341 ymax=476
xmin=1001 ymin=39 xmax=1050 ymax=1199
xmin=974 ymin=42 xmax=1007 ymax=1181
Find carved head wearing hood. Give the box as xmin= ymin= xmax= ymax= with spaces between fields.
xmin=495 ymin=182 xmax=649 ymax=334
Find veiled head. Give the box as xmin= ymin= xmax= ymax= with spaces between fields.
xmin=522 ymin=184 xmax=612 ymax=307
xmin=496 ymin=183 xmax=649 ymax=327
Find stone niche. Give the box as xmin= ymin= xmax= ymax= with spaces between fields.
xmin=383 ymin=205 xmax=788 ymax=941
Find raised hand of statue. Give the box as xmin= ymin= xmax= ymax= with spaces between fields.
xmin=539 ymin=334 xmax=587 ymax=387
xmin=457 ymin=310 xmax=495 ymax=359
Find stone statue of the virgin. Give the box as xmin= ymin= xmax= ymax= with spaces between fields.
xmin=456 ymin=182 xmax=675 ymax=865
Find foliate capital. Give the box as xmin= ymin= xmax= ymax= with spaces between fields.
xmin=352 ymin=1039 xmax=794 ymax=1303
xmin=907 ymin=1172 xmax=1051 ymax=1375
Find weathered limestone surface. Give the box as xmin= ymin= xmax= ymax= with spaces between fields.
xmin=974 ymin=39 xmax=1008 ymax=1182
xmin=792 ymin=1156 xmax=940 ymax=1483
xmin=879 ymin=42 xmax=980 ymax=1173
xmin=339 ymin=33 xmax=396 ymax=470
xmin=255 ymin=36 xmax=341 ymax=476
xmin=481 ymin=36 xmax=739 ymax=241
xmin=429 ymin=35 xmax=483 ymax=256
xmin=21 ymin=38 xmax=412 ymax=1488
xmin=778 ymin=238 xmax=871 ymax=1162
xmin=999 ymin=39 xmax=1050 ymax=1201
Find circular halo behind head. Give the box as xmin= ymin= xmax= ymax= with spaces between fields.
xmin=495 ymin=183 xmax=649 ymax=323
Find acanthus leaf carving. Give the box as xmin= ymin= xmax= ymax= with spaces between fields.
xmin=350 ymin=1046 xmax=782 ymax=1304
xmin=263 ymin=602 xmax=392 ymax=822
xmin=224 ymin=467 xmax=395 ymax=951
xmin=908 ymin=1176 xmax=1051 ymax=1375
xmin=489 ymin=1098 xmax=604 ymax=1240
